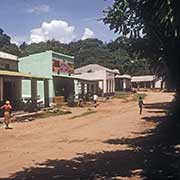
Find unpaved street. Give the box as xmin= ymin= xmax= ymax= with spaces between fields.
xmin=0 ymin=92 xmax=173 ymax=179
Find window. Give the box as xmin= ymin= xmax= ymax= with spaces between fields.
xmin=5 ymin=64 xmax=10 ymax=70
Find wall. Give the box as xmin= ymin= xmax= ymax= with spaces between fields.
xmin=19 ymin=51 xmax=75 ymax=103
xmin=19 ymin=51 xmax=52 ymax=102
xmin=0 ymin=59 xmax=18 ymax=71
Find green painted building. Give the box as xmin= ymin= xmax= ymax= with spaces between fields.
xmin=19 ymin=50 xmax=74 ymax=104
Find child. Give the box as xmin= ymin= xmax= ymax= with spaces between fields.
xmin=1 ymin=100 xmax=12 ymax=129
xmin=138 ymin=97 xmax=144 ymax=114
xmin=93 ymin=94 xmax=98 ymax=108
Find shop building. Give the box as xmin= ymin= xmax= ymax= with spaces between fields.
xmin=19 ymin=50 xmax=74 ymax=103
xmin=115 ymin=74 xmax=132 ymax=91
xmin=0 ymin=51 xmax=49 ymax=111
xmin=131 ymin=75 xmax=165 ymax=89
xmin=74 ymin=64 xmax=115 ymax=96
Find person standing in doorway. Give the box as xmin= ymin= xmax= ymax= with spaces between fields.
xmin=1 ymin=101 xmax=12 ymax=129
xmin=138 ymin=97 xmax=144 ymax=115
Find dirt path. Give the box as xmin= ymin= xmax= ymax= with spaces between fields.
xmin=0 ymin=92 xmax=173 ymax=179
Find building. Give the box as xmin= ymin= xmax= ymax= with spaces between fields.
xmin=131 ymin=75 xmax=165 ymax=89
xmin=74 ymin=64 xmax=115 ymax=96
xmin=19 ymin=50 xmax=74 ymax=103
xmin=115 ymin=74 xmax=132 ymax=91
xmin=0 ymin=51 xmax=49 ymax=111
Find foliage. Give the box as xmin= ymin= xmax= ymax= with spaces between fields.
xmin=0 ymin=28 xmax=19 ymax=56
xmin=0 ymin=28 xmax=152 ymax=76
xmin=103 ymin=0 xmax=180 ymax=88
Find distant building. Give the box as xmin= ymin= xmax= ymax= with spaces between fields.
xmin=131 ymin=75 xmax=165 ymax=89
xmin=74 ymin=64 xmax=115 ymax=96
xmin=19 ymin=50 xmax=74 ymax=103
xmin=115 ymin=74 xmax=131 ymax=91
xmin=0 ymin=51 xmax=49 ymax=110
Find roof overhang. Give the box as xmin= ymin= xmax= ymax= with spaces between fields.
xmin=0 ymin=70 xmax=49 ymax=80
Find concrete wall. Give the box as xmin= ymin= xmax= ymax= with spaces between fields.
xmin=0 ymin=59 xmax=18 ymax=71
xmin=19 ymin=51 xmax=75 ymax=103
xmin=19 ymin=51 xmax=52 ymax=102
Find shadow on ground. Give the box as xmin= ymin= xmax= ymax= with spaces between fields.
xmin=2 ymin=101 xmax=180 ymax=180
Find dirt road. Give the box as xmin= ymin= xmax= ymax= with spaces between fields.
xmin=0 ymin=92 xmax=173 ymax=179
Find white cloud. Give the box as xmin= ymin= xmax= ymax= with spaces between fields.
xmin=11 ymin=39 xmax=19 ymax=46
xmin=81 ymin=28 xmax=95 ymax=40
xmin=29 ymin=20 xmax=76 ymax=43
xmin=27 ymin=4 xmax=50 ymax=14
xmin=10 ymin=35 xmax=28 ymax=46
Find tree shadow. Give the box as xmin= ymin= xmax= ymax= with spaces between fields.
xmin=105 ymin=101 xmax=180 ymax=179
xmin=2 ymin=149 xmax=145 ymax=180
xmin=2 ymin=101 xmax=179 ymax=180
xmin=144 ymin=102 xmax=172 ymax=110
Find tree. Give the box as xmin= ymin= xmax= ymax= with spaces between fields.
xmin=103 ymin=0 xmax=180 ymax=89
xmin=0 ymin=28 xmax=19 ymax=55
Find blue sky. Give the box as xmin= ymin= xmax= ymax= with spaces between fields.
xmin=0 ymin=0 xmax=119 ymax=45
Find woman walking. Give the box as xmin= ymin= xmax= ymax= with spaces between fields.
xmin=1 ymin=101 xmax=12 ymax=129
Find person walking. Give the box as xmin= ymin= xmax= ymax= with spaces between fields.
xmin=1 ymin=100 xmax=12 ymax=129
xmin=138 ymin=97 xmax=144 ymax=115
xmin=93 ymin=93 xmax=98 ymax=108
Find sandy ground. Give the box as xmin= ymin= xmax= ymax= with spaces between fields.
xmin=0 ymin=92 xmax=174 ymax=179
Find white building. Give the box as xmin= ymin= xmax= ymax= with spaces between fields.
xmin=115 ymin=74 xmax=132 ymax=91
xmin=74 ymin=64 xmax=115 ymax=96
xmin=131 ymin=75 xmax=165 ymax=89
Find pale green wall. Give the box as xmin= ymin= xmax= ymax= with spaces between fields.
xmin=19 ymin=51 xmax=52 ymax=102
xmin=19 ymin=50 xmax=74 ymax=103
xmin=19 ymin=51 xmax=52 ymax=78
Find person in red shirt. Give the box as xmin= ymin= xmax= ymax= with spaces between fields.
xmin=1 ymin=100 xmax=12 ymax=129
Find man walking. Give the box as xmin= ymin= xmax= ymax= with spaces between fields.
xmin=138 ymin=97 xmax=144 ymax=114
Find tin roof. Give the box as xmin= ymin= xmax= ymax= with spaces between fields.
xmin=131 ymin=75 xmax=155 ymax=82
xmin=0 ymin=70 xmax=49 ymax=79
xmin=116 ymin=74 xmax=131 ymax=79
xmin=72 ymin=73 xmax=102 ymax=81
xmin=0 ymin=51 xmax=18 ymax=61
xmin=75 ymin=64 xmax=114 ymax=73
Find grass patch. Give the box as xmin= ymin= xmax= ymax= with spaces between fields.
xmin=114 ymin=91 xmax=131 ymax=100
xmin=71 ymin=110 xmax=96 ymax=119
xmin=114 ymin=91 xmax=147 ymax=102
xmin=132 ymin=93 xmax=147 ymax=101
xmin=37 ymin=110 xmax=72 ymax=119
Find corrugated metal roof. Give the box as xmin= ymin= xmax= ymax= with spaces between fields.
xmin=0 ymin=70 xmax=49 ymax=79
xmin=116 ymin=74 xmax=131 ymax=79
xmin=72 ymin=73 xmax=102 ymax=81
xmin=0 ymin=51 xmax=18 ymax=61
xmin=131 ymin=75 xmax=155 ymax=82
xmin=75 ymin=64 xmax=114 ymax=73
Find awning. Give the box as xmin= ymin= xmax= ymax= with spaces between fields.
xmin=52 ymin=74 xmax=101 ymax=82
xmin=0 ymin=70 xmax=49 ymax=80
xmin=131 ymin=75 xmax=155 ymax=82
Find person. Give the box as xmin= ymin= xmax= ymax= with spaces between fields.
xmin=93 ymin=93 xmax=98 ymax=108
xmin=138 ymin=97 xmax=144 ymax=114
xmin=1 ymin=100 xmax=12 ymax=129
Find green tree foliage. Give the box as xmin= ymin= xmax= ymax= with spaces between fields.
xmin=103 ymin=0 xmax=180 ymax=88
xmin=0 ymin=28 xmax=151 ymax=76
xmin=19 ymin=37 xmax=151 ymax=75
xmin=0 ymin=28 xmax=19 ymax=56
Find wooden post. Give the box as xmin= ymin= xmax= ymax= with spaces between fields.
xmin=81 ymin=83 xmax=84 ymax=96
xmin=31 ymin=79 xmax=37 ymax=111
xmin=0 ymin=77 xmax=3 ymax=101
xmin=44 ymin=79 xmax=49 ymax=107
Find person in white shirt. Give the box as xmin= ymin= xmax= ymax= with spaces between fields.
xmin=93 ymin=94 xmax=98 ymax=108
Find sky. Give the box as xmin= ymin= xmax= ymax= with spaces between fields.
xmin=0 ymin=0 xmax=119 ymax=45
